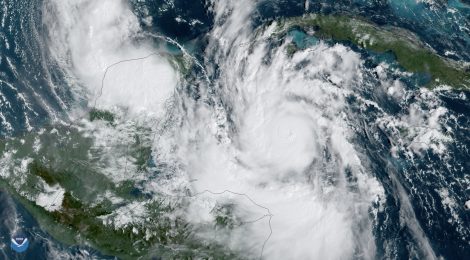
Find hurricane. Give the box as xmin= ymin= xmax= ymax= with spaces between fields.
xmin=0 ymin=0 xmax=469 ymax=259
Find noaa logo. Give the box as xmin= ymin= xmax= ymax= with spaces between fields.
xmin=10 ymin=234 xmax=29 ymax=253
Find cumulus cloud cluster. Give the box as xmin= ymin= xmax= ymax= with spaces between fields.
xmin=44 ymin=0 xmax=177 ymax=118
xmin=42 ymin=0 xmax=450 ymax=259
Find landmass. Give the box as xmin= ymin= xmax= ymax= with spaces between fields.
xmin=275 ymin=14 xmax=470 ymax=89
xmin=0 ymin=13 xmax=468 ymax=259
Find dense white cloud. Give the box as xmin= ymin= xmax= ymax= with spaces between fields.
xmin=40 ymin=0 xmax=450 ymax=259
xmin=149 ymin=1 xmax=386 ymax=259
xmin=43 ymin=0 xmax=177 ymax=117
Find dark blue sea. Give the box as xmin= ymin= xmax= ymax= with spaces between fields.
xmin=0 ymin=0 xmax=469 ymax=259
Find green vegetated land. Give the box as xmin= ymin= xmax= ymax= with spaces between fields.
xmin=3 ymin=13 xmax=468 ymax=259
xmin=89 ymin=108 xmax=115 ymax=124
xmin=277 ymin=14 xmax=470 ymax=89
xmin=0 ymin=120 xmax=239 ymax=258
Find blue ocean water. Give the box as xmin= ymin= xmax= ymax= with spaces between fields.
xmin=0 ymin=0 xmax=469 ymax=259
xmin=0 ymin=190 xmax=114 ymax=259
xmin=0 ymin=0 xmax=73 ymax=136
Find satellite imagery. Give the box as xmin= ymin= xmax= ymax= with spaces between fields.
xmin=0 ymin=0 xmax=469 ymax=259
